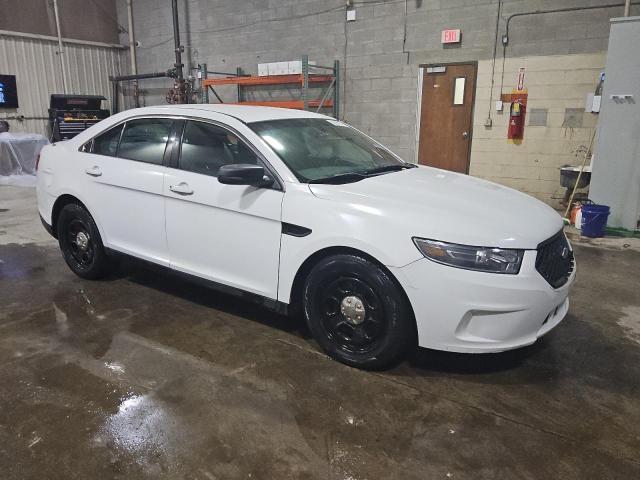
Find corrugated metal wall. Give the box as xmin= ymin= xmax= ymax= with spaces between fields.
xmin=0 ymin=34 xmax=123 ymax=136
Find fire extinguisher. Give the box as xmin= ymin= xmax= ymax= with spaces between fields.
xmin=508 ymin=99 xmax=525 ymax=140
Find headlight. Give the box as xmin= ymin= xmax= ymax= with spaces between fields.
xmin=413 ymin=238 xmax=524 ymax=274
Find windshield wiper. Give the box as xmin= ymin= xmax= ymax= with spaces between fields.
xmin=308 ymin=172 xmax=367 ymax=184
xmin=308 ymin=164 xmax=416 ymax=184
xmin=362 ymin=164 xmax=417 ymax=176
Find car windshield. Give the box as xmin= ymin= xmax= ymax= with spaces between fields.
xmin=249 ymin=118 xmax=412 ymax=183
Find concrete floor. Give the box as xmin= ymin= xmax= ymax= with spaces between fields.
xmin=1 ymin=184 xmax=640 ymax=479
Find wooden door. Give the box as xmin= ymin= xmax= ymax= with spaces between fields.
xmin=418 ymin=63 xmax=477 ymax=173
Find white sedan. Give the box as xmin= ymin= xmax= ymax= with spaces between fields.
xmin=36 ymin=105 xmax=575 ymax=369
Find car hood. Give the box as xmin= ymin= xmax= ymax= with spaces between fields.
xmin=307 ymin=166 xmax=563 ymax=249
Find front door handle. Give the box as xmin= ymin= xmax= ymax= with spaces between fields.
xmin=462 ymin=131 xmax=469 ymax=139
xmin=169 ymin=182 xmax=194 ymax=195
xmin=85 ymin=166 xmax=102 ymax=177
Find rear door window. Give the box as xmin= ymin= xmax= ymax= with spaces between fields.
xmin=117 ymin=118 xmax=173 ymax=165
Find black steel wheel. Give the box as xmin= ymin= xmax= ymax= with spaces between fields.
xmin=57 ymin=203 xmax=110 ymax=279
xmin=318 ymin=276 xmax=387 ymax=354
xmin=303 ymin=254 xmax=416 ymax=370
xmin=65 ymin=218 xmax=95 ymax=269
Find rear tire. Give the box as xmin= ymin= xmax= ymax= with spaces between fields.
xmin=56 ymin=203 xmax=110 ymax=279
xmin=302 ymin=254 xmax=416 ymax=370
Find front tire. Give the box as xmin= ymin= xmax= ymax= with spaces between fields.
xmin=303 ymin=254 xmax=416 ymax=370
xmin=56 ymin=203 xmax=110 ymax=279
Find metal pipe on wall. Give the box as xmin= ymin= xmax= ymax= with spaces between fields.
xmin=127 ymin=0 xmax=140 ymax=107
xmin=170 ymin=0 xmax=188 ymax=104
xmin=171 ymin=0 xmax=184 ymax=82
xmin=503 ymin=2 xmax=640 ymax=43
xmin=112 ymin=72 xmax=174 ymax=82
xmin=0 ymin=29 xmax=126 ymax=49
xmin=499 ymin=2 xmax=640 ymax=95
xmin=52 ymin=0 xmax=68 ymax=94
xmin=109 ymin=71 xmax=175 ymax=113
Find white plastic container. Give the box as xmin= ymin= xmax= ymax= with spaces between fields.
xmin=269 ymin=62 xmax=289 ymax=76
xmin=288 ymin=60 xmax=302 ymax=74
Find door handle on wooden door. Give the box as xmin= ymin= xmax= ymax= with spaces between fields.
xmin=84 ymin=166 xmax=102 ymax=177
xmin=462 ymin=131 xmax=469 ymax=138
xmin=169 ymin=182 xmax=194 ymax=195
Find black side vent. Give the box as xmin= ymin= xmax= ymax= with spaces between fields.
xmin=282 ymin=222 xmax=312 ymax=237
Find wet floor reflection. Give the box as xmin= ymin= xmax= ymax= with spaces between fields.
xmin=98 ymin=393 xmax=173 ymax=462
xmin=1 ymin=243 xmax=640 ymax=478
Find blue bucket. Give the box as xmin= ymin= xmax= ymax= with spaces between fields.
xmin=581 ymin=204 xmax=610 ymax=238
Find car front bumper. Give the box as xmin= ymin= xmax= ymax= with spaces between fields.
xmin=388 ymin=250 xmax=575 ymax=353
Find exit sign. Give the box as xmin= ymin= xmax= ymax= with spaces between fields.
xmin=441 ymin=29 xmax=461 ymax=44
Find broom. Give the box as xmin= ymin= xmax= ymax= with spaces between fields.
xmin=563 ymin=128 xmax=596 ymax=224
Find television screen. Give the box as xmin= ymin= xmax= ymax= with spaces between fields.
xmin=0 ymin=75 xmax=19 ymax=109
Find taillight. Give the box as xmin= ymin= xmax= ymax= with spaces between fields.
xmin=35 ymin=154 xmax=41 ymax=171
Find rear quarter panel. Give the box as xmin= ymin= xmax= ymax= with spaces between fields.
xmin=36 ymin=141 xmax=109 ymax=240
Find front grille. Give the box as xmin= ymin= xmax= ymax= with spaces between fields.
xmin=535 ymin=231 xmax=574 ymax=288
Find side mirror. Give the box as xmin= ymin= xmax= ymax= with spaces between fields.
xmin=218 ymin=164 xmax=273 ymax=187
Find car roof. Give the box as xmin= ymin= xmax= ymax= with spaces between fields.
xmin=134 ymin=104 xmax=332 ymax=123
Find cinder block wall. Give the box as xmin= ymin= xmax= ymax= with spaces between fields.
xmin=116 ymin=0 xmax=635 ymax=207
xmin=471 ymin=52 xmax=605 ymax=205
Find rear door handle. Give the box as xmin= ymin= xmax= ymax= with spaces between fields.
xmin=85 ymin=166 xmax=102 ymax=177
xmin=169 ymin=182 xmax=194 ymax=195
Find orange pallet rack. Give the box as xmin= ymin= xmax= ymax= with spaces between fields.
xmin=198 ymin=55 xmax=339 ymax=118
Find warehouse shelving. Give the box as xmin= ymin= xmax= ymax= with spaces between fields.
xmin=200 ymin=55 xmax=339 ymax=119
